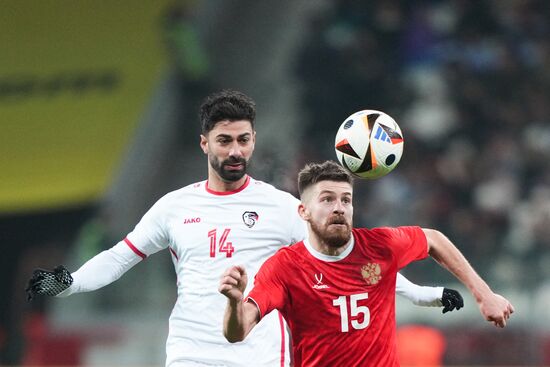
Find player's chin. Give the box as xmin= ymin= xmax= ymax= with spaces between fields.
xmin=220 ymin=168 xmax=246 ymax=182
xmin=325 ymin=228 xmax=351 ymax=248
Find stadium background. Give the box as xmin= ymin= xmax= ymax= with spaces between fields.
xmin=1 ymin=0 xmax=549 ymax=365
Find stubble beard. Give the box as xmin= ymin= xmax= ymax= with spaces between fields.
xmin=310 ymin=217 xmax=352 ymax=248
xmin=210 ymin=155 xmax=248 ymax=182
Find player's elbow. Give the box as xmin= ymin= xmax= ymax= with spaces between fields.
xmin=223 ymin=321 xmax=248 ymax=343
xmin=225 ymin=335 xmax=244 ymax=343
xmin=223 ymin=330 xmax=246 ymax=343
xmin=222 ymin=302 xmax=259 ymax=343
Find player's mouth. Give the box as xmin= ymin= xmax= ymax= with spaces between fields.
xmin=328 ymin=221 xmax=348 ymax=229
xmin=328 ymin=217 xmax=347 ymax=225
xmin=223 ymin=157 xmax=247 ymax=171
xmin=329 ymin=224 xmax=348 ymax=230
xmin=224 ymin=163 xmax=244 ymax=171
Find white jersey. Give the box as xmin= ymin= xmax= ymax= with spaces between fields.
xmin=125 ymin=176 xmax=306 ymax=366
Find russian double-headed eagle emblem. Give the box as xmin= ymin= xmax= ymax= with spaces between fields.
xmin=361 ymin=263 xmax=382 ymax=285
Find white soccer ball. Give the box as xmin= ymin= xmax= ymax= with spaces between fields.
xmin=334 ymin=110 xmax=404 ymax=179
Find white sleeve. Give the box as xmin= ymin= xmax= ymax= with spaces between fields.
xmin=57 ymin=241 xmax=142 ymax=297
xmin=395 ymin=272 xmax=444 ymax=307
xmin=125 ymin=194 xmax=171 ymax=256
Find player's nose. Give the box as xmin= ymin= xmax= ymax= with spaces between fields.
xmin=333 ymin=200 xmax=346 ymax=213
xmin=228 ymin=142 xmax=243 ymax=158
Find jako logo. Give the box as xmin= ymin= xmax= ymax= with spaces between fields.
xmin=184 ymin=217 xmax=201 ymax=224
xmin=312 ymin=273 xmax=329 ymax=289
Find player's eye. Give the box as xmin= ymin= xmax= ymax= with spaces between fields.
xmin=238 ymin=136 xmax=250 ymax=144
xmin=217 ymin=138 xmax=232 ymax=145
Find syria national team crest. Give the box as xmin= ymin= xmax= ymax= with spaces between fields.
xmin=242 ymin=211 xmax=259 ymax=228
xmin=361 ymin=263 xmax=382 ymax=285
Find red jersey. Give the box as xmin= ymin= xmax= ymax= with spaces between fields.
xmin=247 ymin=226 xmax=428 ymax=367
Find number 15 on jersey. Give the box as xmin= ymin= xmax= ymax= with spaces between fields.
xmin=332 ymin=293 xmax=370 ymax=332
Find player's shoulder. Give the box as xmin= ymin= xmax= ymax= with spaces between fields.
xmin=276 ymin=241 xmax=307 ymax=260
xmin=264 ymin=241 xmax=306 ymax=267
xmin=353 ymin=226 xmax=424 ymax=240
xmin=353 ymin=226 xmax=422 ymax=235
xmin=249 ymin=178 xmax=300 ymax=203
xmin=154 ymin=181 xmax=207 ymax=205
xmin=370 ymin=225 xmax=423 ymax=235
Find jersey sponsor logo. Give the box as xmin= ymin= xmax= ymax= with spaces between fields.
xmin=312 ymin=273 xmax=329 ymax=289
xmin=183 ymin=217 xmax=201 ymax=224
xmin=242 ymin=211 xmax=259 ymax=228
xmin=361 ymin=263 xmax=382 ymax=285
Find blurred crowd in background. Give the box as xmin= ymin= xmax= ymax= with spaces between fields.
xmin=294 ymin=0 xmax=550 ymax=291
xmin=2 ymin=0 xmax=549 ymax=365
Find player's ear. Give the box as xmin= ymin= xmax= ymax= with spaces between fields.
xmin=200 ymin=134 xmax=208 ymax=154
xmin=298 ymin=203 xmax=310 ymax=220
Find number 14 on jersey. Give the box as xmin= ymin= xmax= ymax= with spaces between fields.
xmin=208 ymin=228 xmax=235 ymax=257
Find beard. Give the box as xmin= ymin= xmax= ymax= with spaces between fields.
xmin=310 ymin=215 xmax=352 ymax=248
xmin=209 ymin=155 xmax=248 ymax=182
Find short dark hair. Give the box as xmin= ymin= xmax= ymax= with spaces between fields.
xmin=199 ymin=89 xmax=256 ymax=134
xmin=298 ymin=161 xmax=354 ymax=197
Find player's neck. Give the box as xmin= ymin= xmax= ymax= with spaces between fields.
xmin=206 ymin=174 xmax=249 ymax=193
xmin=308 ymin=234 xmax=351 ymax=257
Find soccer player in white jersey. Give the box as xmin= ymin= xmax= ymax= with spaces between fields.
xmin=26 ymin=90 xmax=462 ymax=367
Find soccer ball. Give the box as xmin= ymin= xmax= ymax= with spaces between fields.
xmin=335 ymin=110 xmax=404 ymax=179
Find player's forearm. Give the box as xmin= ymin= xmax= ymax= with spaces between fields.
xmin=424 ymin=229 xmax=492 ymax=303
xmin=57 ymin=241 xmax=142 ymax=297
xmin=396 ymin=273 xmax=443 ymax=307
xmin=223 ymin=299 xmax=252 ymax=343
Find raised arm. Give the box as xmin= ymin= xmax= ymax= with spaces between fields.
xmin=422 ymin=228 xmax=514 ymax=327
xmin=218 ymin=265 xmax=260 ymax=343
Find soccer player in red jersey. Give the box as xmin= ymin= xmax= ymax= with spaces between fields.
xmin=219 ymin=160 xmax=515 ymax=367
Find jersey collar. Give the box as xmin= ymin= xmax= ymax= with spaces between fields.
xmin=205 ymin=175 xmax=251 ymax=196
xmin=303 ymin=234 xmax=354 ymax=262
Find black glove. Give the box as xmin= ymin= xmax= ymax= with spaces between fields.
xmin=441 ymin=287 xmax=464 ymax=314
xmin=25 ymin=265 xmax=73 ymax=301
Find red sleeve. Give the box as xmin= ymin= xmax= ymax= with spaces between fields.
xmin=246 ymin=252 xmax=288 ymax=319
xmin=374 ymin=226 xmax=428 ymax=269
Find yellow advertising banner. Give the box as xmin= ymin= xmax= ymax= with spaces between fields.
xmin=0 ymin=1 xmax=171 ymax=213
